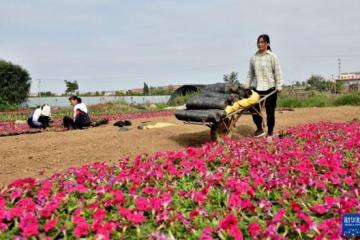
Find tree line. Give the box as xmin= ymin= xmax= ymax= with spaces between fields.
xmin=222 ymin=71 xmax=345 ymax=93
xmin=0 ymin=59 xmax=350 ymax=109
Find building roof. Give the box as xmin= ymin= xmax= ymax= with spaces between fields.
xmin=339 ymin=72 xmax=360 ymax=75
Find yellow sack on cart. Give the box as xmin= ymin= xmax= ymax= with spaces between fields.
xmin=225 ymin=90 xmax=260 ymax=115
xmin=238 ymin=90 xmax=260 ymax=106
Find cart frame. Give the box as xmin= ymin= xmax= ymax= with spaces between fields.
xmin=184 ymin=90 xmax=278 ymax=141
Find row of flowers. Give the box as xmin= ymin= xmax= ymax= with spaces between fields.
xmin=0 ymin=121 xmax=359 ymax=239
xmin=0 ymin=111 xmax=174 ymax=137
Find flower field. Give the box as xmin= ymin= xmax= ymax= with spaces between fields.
xmin=0 ymin=121 xmax=358 ymax=239
xmin=0 ymin=111 xmax=174 ymax=137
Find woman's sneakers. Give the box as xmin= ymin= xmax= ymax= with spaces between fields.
xmin=253 ymin=129 xmax=266 ymax=137
xmin=253 ymin=129 xmax=275 ymax=138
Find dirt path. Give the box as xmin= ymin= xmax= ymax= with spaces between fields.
xmin=0 ymin=106 xmax=359 ymax=186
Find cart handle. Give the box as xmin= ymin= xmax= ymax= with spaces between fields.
xmin=225 ymin=89 xmax=278 ymax=118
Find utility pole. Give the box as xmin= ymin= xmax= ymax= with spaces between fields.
xmin=37 ymin=79 xmax=41 ymax=97
xmin=36 ymin=78 xmax=41 ymax=106
xmin=338 ymin=58 xmax=342 ymax=77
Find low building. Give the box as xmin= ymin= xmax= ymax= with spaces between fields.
xmin=103 ymin=91 xmax=116 ymax=96
xmin=160 ymin=84 xmax=182 ymax=91
xmin=336 ymin=72 xmax=360 ymax=91
xmin=130 ymin=88 xmax=144 ymax=94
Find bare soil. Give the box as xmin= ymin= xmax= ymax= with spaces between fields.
xmin=0 ymin=106 xmax=359 ymax=186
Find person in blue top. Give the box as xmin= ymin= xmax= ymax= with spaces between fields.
xmin=27 ymin=104 xmax=52 ymax=128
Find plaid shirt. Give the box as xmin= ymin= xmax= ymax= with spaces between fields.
xmin=244 ymin=50 xmax=283 ymax=91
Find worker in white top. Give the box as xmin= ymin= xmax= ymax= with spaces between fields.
xmin=63 ymin=96 xmax=91 ymax=129
xmin=244 ymin=34 xmax=283 ymax=137
xmin=27 ymin=104 xmax=52 ymax=128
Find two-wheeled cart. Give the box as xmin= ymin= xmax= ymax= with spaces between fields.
xmin=183 ymin=90 xmax=277 ymax=141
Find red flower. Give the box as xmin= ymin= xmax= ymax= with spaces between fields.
xmin=156 ymin=210 xmax=170 ymax=223
xmin=228 ymin=194 xmax=241 ymax=208
xmin=73 ymin=216 xmax=90 ymax=238
xmin=10 ymin=190 xmax=22 ymax=201
xmin=43 ymin=218 xmax=57 ymax=232
xmin=310 ymin=204 xmax=328 ymax=214
xmin=135 ymin=197 xmax=151 ymax=211
xmin=343 ymin=176 xmax=354 ymax=186
xmin=193 ymin=191 xmax=207 ymax=206
xmin=200 ymin=226 xmax=214 ymax=240
xmin=19 ymin=214 xmax=39 ymax=237
xmin=112 ymin=190 xmax=126 ymax=204
xmin=189 ymin=209 xmax=200 ymax=219
xmin=219 ymin=214 xmax=238 ymax=230
xmin=229 ymin=225 xmax=243 ymax=240
xmin=248 ymin=222 xmax=261 ymax=237
xmin=273 ymin=208 xmax=286 ymax=223
xmin=126 ymin=211 xmax=146 ymax=224
xmin=291 ymin=200 xmax=302 ymax=212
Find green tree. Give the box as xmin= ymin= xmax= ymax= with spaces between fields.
xmin=143 ymin=82 xmax=149 ymax=95
xmin=223 ymin=72 xmax=239 ymax=85
xmin=39 ymin=91 xmax=55 ymax=97
xmin=306 ymin=75 xmax=324 ymax=90
xmin=335 ymin=82 xmax=344 ymax=93
xmin=305 ymin=75 xmax=333 ymax=92
xmin=0 ymin=60 xmax=31 ymax=105
xmin=64 ymin=80 xmax=79 ymax=95
xmin=168 ymin=85 xmax=175 ymax=94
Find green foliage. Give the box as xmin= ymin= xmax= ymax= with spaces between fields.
xmin=64 ymin=80 xmax=79 ymax=95
xmin=334 ymin=93 xmax=360 ymax=106
xmin=143 ymin=82 xmax=149 ymax=95
xmin=277 ymin=95 xmax=303 ymax=108
xmin=278 ymin=91 xmax=360 ymax=108
xmin=0 ymin=59 xmax=31 ymax=105
xmin=168 ymin=91 xmax=201 ymax=106
xmin=0 ymin=98 xmax=18 ymax=111
xmin=335 ymin=82 xmax=345 ymax=94
xmin=38 ymin=91 xmax=56 ymax=97
xmin=87 ymin=100 xmax=140 ymax=115
xmin=223 ymin=71 xmax=239 ymax=85
xmin=302 ymin=94 xmax=332 ymax=107
xmin=305 ymin=74 xmax=334 ymax=92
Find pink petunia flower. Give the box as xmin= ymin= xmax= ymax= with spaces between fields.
xmin=19 ymin=214 xmax=39 ymax=237
xmin=229 ymin=225 xmax=243 ymax=240
xmin=248 ymin=222 xmax=261 ymax=237
xmin=310 ymin=204 xmax=328 ymax=215
xmin=219 ymin=214 xmax=238 ymax=230
xmin=43 ymin=218 xmax=57 ymax=232
xmin=126 ymin=211 xmax=146 ymax=224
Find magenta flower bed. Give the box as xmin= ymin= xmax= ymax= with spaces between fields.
xmin=0 ymin=121 xmax=359 ymax=239
xmin=0 ymin=111 xmax=174 ymax=137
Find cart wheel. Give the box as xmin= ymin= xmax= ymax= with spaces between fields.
xmin=210 ymin=118 xmax=232 ymax=141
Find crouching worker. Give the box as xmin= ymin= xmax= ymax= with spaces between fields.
xmin=63 ymin=96 xmax=91 ymax=129
xmin=27 ymin=104 xmax=52 ymax=128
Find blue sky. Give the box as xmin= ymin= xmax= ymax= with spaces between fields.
xmin=1 ymin=0 xmax=359 ymax=93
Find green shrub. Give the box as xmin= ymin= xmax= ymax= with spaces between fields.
xmin=334 ymin=93 xmax=360 ymax=106
xmin=168 ymin=91 xmax=201 ymax=106
xmin=0 ymin=60 xmax=31 ymax=105
xmin=0 ymin=98 xmax=18 ymax=111
xmin=277 ymin=95 xmax=303 ymax=108
xmin=302 ymin=94 xmax=332 ymax=107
